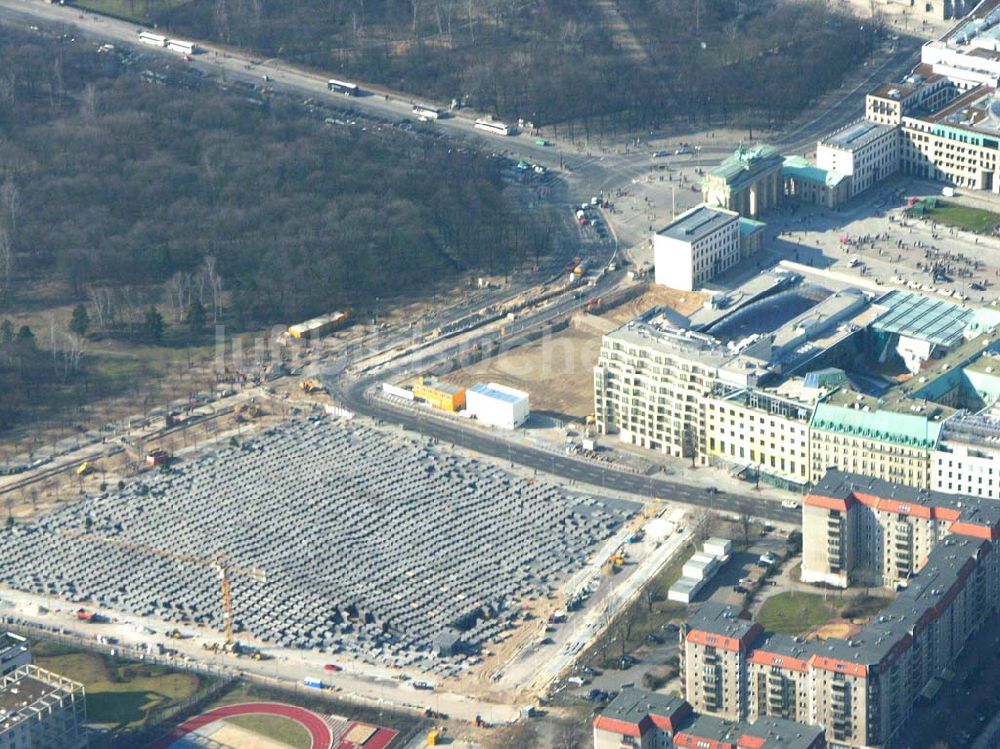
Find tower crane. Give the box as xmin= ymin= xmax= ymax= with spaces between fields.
xmin=59 ymin=529 xmax=267 ymax=652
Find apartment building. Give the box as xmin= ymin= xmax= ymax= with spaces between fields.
xmin=594 ymin=312 xmax=766 ymax=459
xmin=702 ymin=144 xmax=784 ymax=219
xmin=593 ymin=690 xmax=691 ymax=749
xmin=802 ymin=469 xmax=1000 ymax=588
xmin=680 ymin=602 xmax=763 ymax=720
xmin=0 ymin=665 xmax=87 ymax=749
xmin=683 ymin=480 xmax=1000 ymax=748
xmin=704 ymin=382 xmax=818 ymax=491
xmin=593 ymin=689 xmax=825 ymax=749
xmin=808 ymin=394 xmax=950 ymax=488
xmin=817 ymin=120 xmax=900 ymax=198
xmin=653 ymin=205 xmax=742 ymax=292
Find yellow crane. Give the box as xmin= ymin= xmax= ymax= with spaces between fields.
xmin=59 ymin=530 xmax=267 ymax=651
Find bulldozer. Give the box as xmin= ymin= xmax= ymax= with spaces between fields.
xmin=166 ymin=628 xmax=184 ymax=640
xmin=300 ymin=379 xmax=325 ymax=395
xmin=235 ymin=400 xmax=264 ymax=422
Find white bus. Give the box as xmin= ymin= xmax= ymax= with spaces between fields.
xmin=166 ymin=39 xmax=196 ymax=55
xmin=327 ymin=79 xmax=359 ymax=96
xmin=412 ymin=105 xmax=440 ymax=120
xmin=138 ymin=31 xmax=167 ymax=47
xmin=475 ymin=119 xmax=512 ymax=136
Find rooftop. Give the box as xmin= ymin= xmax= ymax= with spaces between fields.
xmin=811 ymin=394 xmax=952 ymax=448
xmin=782 ymin=155 xmax=849 ymax=188
xmin=0 ymin=666 xmax=84 ymax=733
xmin=598 ymin=688 xmax=688 ymax=727
xmin=469 ymin=382 xmax=528 ymax=403
xmin=687 ymin=601 xmax=761 ymax=646
xmin=674 ymin=713 xmax=824 ymax=749
xmin=810 ymin=469 xmax=1000 ymax=530
xmin=657 ymin=204 xmax=737 ymax=244
xmin=872 ymin=290 xmax=977 ymax=348
xmin=708 ymin=144 xmax=784 ymax=189
xmin=821 ymin=119 xmax=895 ymax=151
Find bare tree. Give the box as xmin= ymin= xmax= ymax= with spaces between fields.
xmin=739 ymin=510 xmax=752 ymax=548
xmin=690 ymin=509 xmax=713 ymax=543
xmin=482 ymin=722 xmax=538 ymax=749
xmin=0 ymin=227 xmax=11 ymax=306
xmin=0 ymin=174 xmax=20 ymax=237
xmin=81 ymin=82 xmax=97 ymax=121
xmin=552 ymin=720 xmax=586 ymax=749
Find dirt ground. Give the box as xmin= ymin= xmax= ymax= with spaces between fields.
xmin=443 ymin=322 xmax=602 ymax=420
xmin=601 ymin=286 xmax=708 ymax=326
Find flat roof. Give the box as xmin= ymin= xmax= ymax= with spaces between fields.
xmin=688 ymin=601 xmax=758 ymax=640
xmin=657 ymin=204 xmax=737 ymax=244
xmin=675 ymin=713 xmax=824 ymax=749
xmin=821 ymin=119 xmax=895 ymax=151
xmin=416 ymin=377 xmax=464 ymax=395
xmin=599 ymin=688 xmax=687 ymax=725
xmin=469 ymin=382 xmax=528 ymax=403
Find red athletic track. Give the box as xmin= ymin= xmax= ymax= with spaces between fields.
xmin=341 ymin=723 xmax=398 ymax=749
xmin=151 ymin=701 xmax=333 ymax=749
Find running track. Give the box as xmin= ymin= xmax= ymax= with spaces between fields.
xmin=150 ymin=701 xmax=333 ymax=749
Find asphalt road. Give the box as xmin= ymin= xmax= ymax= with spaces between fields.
xmin=0 ymin=0 xmax=925 ymax=204
xmin=333 ymin=372 xmax=798 ymax=526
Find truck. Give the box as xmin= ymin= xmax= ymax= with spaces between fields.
xmin=303 ymin=677 xmax=324 ymax=689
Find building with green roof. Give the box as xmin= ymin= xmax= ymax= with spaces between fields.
xmin=809 ymin=395 xmax=951 ymax=485
xmin=782 ymin=155 xmax=851 ymax=208
xmin=702 ymin=144 xmax=784 ymax=219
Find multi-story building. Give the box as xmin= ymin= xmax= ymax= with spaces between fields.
xmin=704 ymin=381 xmax=820 ymax=492
xmin=593 ymin=690 xmax=691 ymax=749
xmin=0 ymin=665 xmax=87 ymax=749
xmin=593 ymin=311 xmax=767 ymax=459
xmin=816 ymin=120 xmax=900 ymax=198
xmin=702 ymin=144 xmax=784 ymax=219
xmin=652 ymin=204 xmax=742 ymax=292
xmin=808 ymin=393 xmax=951 ymax=488
xmin=680 ymin=602 xmax=763 ymax=720
xmin=802 ymin=469 xmax=1000 ymax=588
xmin=681 ymin=472 xmax=1000 ymax=748
xmin=0 ymin=633 xmax=31 ymax=677
xmin=933 ymin=409 xmax=1000 ymax=498
xmin=593 ymin=688 xmax=825 ymax=749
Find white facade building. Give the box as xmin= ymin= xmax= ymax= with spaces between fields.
xmin=932 ymin=412 xmax=1000 ymax=499
xmin=652 ymin=204 xmax=740 ymax=291
xmin=465 ymin=383 xmax=530 ymax=429
xmin=817 ymin=119 xmax=899 ymax=197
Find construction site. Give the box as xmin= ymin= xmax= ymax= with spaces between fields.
xmin=0 ymin=418 xmax=636 ymax=677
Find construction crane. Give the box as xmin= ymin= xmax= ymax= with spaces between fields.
xmin=59 ymin=529 xmax=267 ymax=651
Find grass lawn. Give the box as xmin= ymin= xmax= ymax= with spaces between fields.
xmin=922 ymin=201 xmax=1000 ymax=234
xmin=33 ymin=642 xmax=201 ymax=730
xmin=226 ymin=715 xmax=312 ymax=749
xmin=757 ymin=592 xmax=840 ymax=635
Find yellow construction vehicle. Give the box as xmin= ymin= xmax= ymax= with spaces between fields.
xmin=166 ymin=628 xmax=184 ymax=639
xmin=76 ymin=462 xmax=95 ymax=476
xmin=60 ymin=530 xmax=266 ymax=654
xmin=300 ymin=379 xmax=325 ymax=394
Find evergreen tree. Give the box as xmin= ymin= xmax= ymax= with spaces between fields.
xmin=69 ymin=304 xmax=90 ymax=337
xmin=143 ymin=307 xmax=164 ymax=342
xmin=185 ymin=299 xmax=207 ymax=333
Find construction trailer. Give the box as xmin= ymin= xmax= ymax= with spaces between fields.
xmin=412 ymin=377 xmax=466 ymax=412
xmin=287 ymin=311 xmax=350 ymax=340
